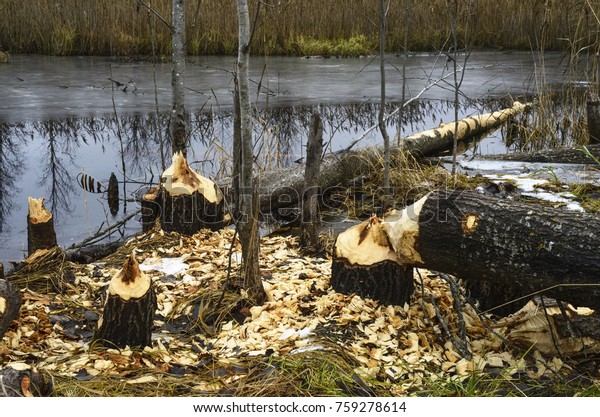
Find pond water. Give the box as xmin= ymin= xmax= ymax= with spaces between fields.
xmin=0 ymin=51 xmax=588 ymax=265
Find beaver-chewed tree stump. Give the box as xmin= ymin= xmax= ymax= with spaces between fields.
xmin=331 ymin=215 xmax=414 ymax=306
xmin=141 ymin=185 xmax=160 ymax=232
xmin=156 ymin=151 xmax=224 ymax=234
xmin=0 ymin=279 xmax=21 ymax=340
xmin=94 ymin=253 xmax=156 ymax=349
xmin=27 ymin=197 xmax=57 ymax=256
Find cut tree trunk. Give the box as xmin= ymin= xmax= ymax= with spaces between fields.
xmin=224 ymin=101 xmax=529 ymax=215
xmin=380 ymin=189 xmax=600 ymax=314
xmin=157 ymin=152 xmax=224 ymax=235
xmin=331 ymin=215 xmax=414 ymax=306
xmin=94 ymin=253 xmax=156 ymax=348
xmin=474 ymin=143 xmax=600 ymax=164
xmin=300 ymin=112 xmax=324 ymax=253
xmin=0 ymin=368 xmax=53 ymax=397
xmin=0 ymin=279 xmax=21 ymax=339
xmin=141 ymin=185 xmax=160 ymax=232
xmin=27 ymin=197 xmax=57 ymax=256
xmin=587 ymin=90 xmax=600 ymax=144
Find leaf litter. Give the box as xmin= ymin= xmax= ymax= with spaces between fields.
xmin=0 ymin=227 xmax=594 ymax=396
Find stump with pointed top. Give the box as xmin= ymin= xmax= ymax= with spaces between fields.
xmin=94 ymin=254 xmax=156 ymax=348
xmin=157 ymin=152 xmax=224 ymax=234
xmin=331 ymin=215 xmax=414 ymax=306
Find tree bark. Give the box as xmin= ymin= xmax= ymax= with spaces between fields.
xmin=171 ymin=0 xmax=187 ymax=154
xmin=380 ymin=189 xmax=600 ymax=314
xmin=141 ymin=185 xmax=160 ymax=232
xmin=0 ymin=278 xmax=21 ymax=340
xmin=300 ymin=112 xmax=323 ymax=253
xmin=228 ymin=101 xmax=528 ymax=216
xmin=27 ymin=197 xmax=57 ymax=256
xmin=157 ymin=152 xmax=224 ymax=234
xmin=235 ymin=0 xmax=266 ymax=305
xmin=331 ymin=215 xmax=414 ymax=306
xmin=475 ymin=143 xmax=600 ymax=164
xmin=94 ymin=253 xmax=156 ymax=348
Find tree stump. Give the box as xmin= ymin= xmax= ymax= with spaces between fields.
xmin=157 ymin=152 xmax=224 ymax=234
xmin=331 ymin=215 xmax=414 ymax=306
xmin=27 ymin=197 xmax=57 ymax=256
xmin=141 ymin=185 xmax=160 ymax=232
xmin=0 ymin=368 xmax=53 ymax=397
xmin=94 ymin=253 xmax=156 ymax=348
xmin=107 ymin=172 xmax=119 ymax=216
xmin=0 ymin=279 xmax=21 ymax=340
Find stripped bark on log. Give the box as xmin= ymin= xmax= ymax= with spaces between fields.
xmin=225 ymin=101 xmax=529 ymax=214
xmin=380 ymin=189 xmax=600 ymax=313
xmin=27 ymin=197 xmax=57 ymax=256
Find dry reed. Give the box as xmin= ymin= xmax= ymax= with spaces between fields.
xmin=1 ymin=0 xmax=598 ymax=56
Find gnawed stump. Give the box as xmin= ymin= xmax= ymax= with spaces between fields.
xmin=94 ymin=253 xmax=156 ymax=348
xmin=0 ymin=279 xmax=21 ymax=339
xmin=0 ymin=367 xmax=53 ymax=397
xmin=27 ymin=197 xmax=57 ymax=256
xmin=331 ymin=215 xmax=414 ymax=306
xmin=158 ymin=152 xmax=224 ymax=234
xmin=495 ymin=297 xmax=600 ymax=357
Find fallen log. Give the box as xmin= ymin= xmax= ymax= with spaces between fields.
xmin=94 ymin=253 xmax=156 ymax=348
xmin=473 ymin=143 xmax=600 ymax=164
xmin=331 ymin=215 xmax=414 ymax=306
xmin=27 ymin=197 xmax=57 ymax=256
xmin=239 ymin=101 xmax=529 ymax=215
xmin=0 ymin=279 xmax=21 ymax=339
xmin=588 ymin=90 xmax=600 ymax=144
xmin=379 ymin=189 xmax=600 ymax=313
xmin=157 ymin=152 xmax=224 ymax=234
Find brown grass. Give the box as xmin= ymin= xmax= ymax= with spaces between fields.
xmin=0 ymin=0 xmax=598 ymax=56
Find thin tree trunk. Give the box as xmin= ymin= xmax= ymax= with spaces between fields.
xmin=235 ymin=0 xmax=266 ymax=305
xmin=300 ymin=112 xmax=323 ymax=252
xmin=378 ymin=0 xmax=391 ymax=204
xmin=171 ymin=0 xmax=187 ymax=155
xmin=397 ymin=0 xmax=410 ymax=148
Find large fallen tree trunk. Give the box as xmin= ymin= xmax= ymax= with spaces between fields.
xmin=474 ymin=143 xmax=600 ymax=164
xmin=379 ymin=189 xmax=600 ymax=314
xmin=235 ymin=101 xmax=528 ymax=215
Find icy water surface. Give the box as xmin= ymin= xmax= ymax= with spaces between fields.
xmin=0 ymin=51 xmax=587 ymax=264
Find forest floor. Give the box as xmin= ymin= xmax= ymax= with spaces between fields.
xmin=2 ymin=226 xmax=600 ymax=397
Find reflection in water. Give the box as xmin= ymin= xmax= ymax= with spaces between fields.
xmin=0 ymin=97 xmax=568 ymax=263
xmin=0 ymin=123 xmax=25 ymax=232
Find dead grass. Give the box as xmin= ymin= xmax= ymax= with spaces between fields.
xmin=1 ymin=0 xmax=598 ymax=56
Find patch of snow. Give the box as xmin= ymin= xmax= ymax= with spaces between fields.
xmin=139 ymin=257 xmax=189 ymax=275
